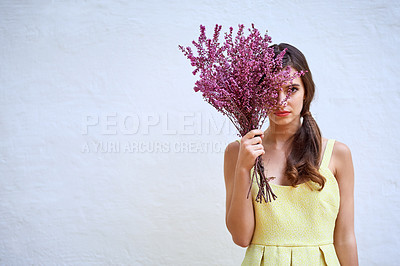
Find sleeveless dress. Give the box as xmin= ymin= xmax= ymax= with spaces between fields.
xmin=237 ymin=139 xmax=341 ymax=266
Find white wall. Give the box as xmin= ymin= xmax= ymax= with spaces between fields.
xmin=1 ymin=0 xmax=399 ymax=265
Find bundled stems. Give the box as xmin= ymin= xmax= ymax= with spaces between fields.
xmin=247 ymin=156 xmax=278 ymax=203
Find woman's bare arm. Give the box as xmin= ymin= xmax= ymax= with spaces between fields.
xmin=224 ymin=129 xmax=264 ymax=247
xmin=332 ymin=141 xmax=359 ymax=265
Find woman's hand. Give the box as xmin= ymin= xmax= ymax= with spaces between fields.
xmin=236 ymin=129 xmax=265 ymax=171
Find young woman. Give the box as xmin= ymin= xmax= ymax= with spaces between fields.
xmin=223 ymin=43 xmax=358 ymax=265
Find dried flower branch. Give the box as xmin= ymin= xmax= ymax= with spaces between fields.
xmin=179 ymin=24 xmax=303 ymax=203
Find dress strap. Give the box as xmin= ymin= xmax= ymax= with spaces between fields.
xmin=320 ymin=139 xmax=336 ymax=169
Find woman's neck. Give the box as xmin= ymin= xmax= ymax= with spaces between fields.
xmin=263 ymin=119 xmax=301 ymax=149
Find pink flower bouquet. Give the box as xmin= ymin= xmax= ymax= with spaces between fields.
xmin=179 ymin=24 xmax=302 ymax=203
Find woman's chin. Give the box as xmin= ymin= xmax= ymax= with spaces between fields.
xmin=269 ymin=116 xmax=300 ymax=127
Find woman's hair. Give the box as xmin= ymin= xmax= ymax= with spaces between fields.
xmin=271 ymin=43 xmax=326 ymax=190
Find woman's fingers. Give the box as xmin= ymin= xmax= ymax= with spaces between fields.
xmin=236 ymin=130 xmax=265 ymax=171
xmin=255 ymin=149 xmax=265 ymax=157
xmin=249 ymin=136 xmax=263 ymax=145
xmin=246 ymin=129 xmax=264 ymax=139
xmin=242 ymin=129 xmax=264 ymax=145
xmin=253 ymin=144 xmax=264 ymax=150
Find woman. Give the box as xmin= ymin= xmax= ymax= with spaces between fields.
xmin=223 ymin=43 xmax=358 ymax=265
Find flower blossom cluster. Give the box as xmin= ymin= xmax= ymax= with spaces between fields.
xmin=179 ymin=24 xmax=301 ymax=137
xmin=179 ymin=24 xmax=304 ymax=203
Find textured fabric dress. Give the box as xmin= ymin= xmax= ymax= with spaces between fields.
xmin=239 ymin=139 xmax=341 ymax=265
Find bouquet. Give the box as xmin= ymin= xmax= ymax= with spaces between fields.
xmin=179 ymin=24 xmax=302 ymax=203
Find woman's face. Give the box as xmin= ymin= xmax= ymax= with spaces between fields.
xmin=269 ymin=67 xmax=305 ymax=126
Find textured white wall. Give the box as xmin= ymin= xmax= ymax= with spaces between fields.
xmin=1 ymin=0 xmax=399 ymax=265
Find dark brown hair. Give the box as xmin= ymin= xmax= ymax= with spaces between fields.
xmin=271 ymin=43 xmax=325 ymax=189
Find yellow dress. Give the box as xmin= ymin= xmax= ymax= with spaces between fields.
xmin=239 ymin=139 xmax=341 ymax=266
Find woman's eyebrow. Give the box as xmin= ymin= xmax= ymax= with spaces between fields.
xmin=284 ymin=83 xmax=301 ymax=88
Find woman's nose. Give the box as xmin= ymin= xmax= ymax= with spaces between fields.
xmin=277 ymin=90 xmax=287 ymax=105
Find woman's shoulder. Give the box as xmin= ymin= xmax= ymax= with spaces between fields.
xmin=329 ymin=138 xmax=353 ymax=177
xmin=332 ymin=140 xmax=352 ymax=155
xmin=223 ymin=140 xmax=241 ymax=183
xmin=322 ymin=137 xmax=351 ymax=156
xmin=224 ymin=139 xmax=241 ymax=158
xmin=331 ymin=139 xmax=352 ymax=162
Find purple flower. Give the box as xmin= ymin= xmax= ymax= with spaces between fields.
xmin=179 ymin=24 xmax=302 ymax=136
xmin=179 ymin=24 xmax=304 ymax=203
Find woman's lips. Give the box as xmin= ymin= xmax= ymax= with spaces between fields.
xmin=274 ymin=111 xmax=290 ymax=117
